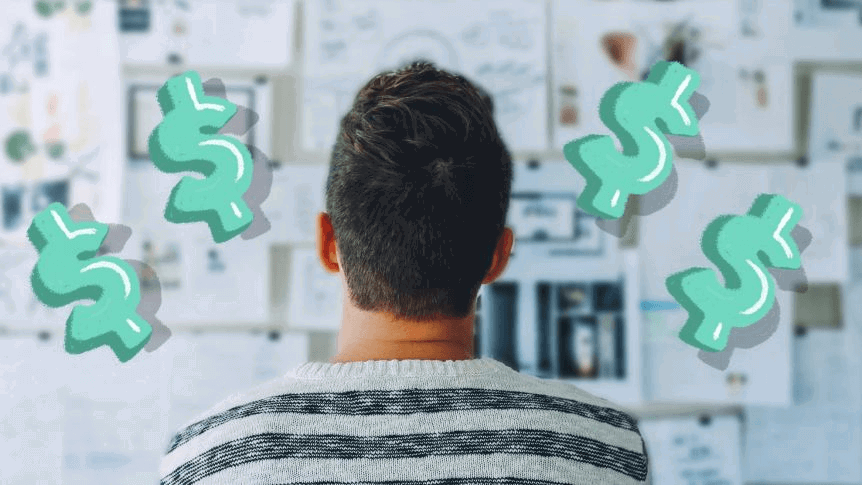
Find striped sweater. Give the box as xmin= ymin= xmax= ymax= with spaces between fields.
xmin=160 ymin=358 xmax=649 ymax=484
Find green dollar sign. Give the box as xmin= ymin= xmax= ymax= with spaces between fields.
xmin=27 ymin=202 xmax=152 ymax=362
xmin=148 ymin=70 xmax=254 ymax=243
xmin=666 ymin=194 xmax=803 ymax=352
xmin=563 ymin=60 xmax=701 ymax=219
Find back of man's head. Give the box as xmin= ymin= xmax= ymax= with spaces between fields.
xmin=325 ymin=61 xmax=513 ymax=322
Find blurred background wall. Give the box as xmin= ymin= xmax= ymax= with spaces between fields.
xmin=1 ymin=0 xmax=861 ymax=483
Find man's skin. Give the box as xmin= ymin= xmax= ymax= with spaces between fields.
xmin=316 ymin=212 xmax=515 ymax=363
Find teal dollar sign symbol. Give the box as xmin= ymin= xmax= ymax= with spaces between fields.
xmin=563 ymin=60 xmax=701 ymax=219
xmin=665 ymin=194 xmax=803 ymax=352
xmin=148 ymin=70 xmax=254 ymax=243
xmin=27 ymin=202 xmax=152 ymax=362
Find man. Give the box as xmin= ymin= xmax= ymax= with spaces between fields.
xmin=160 ymin=62 xmax=649 ymax=484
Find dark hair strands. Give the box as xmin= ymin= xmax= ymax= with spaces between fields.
xmin=325 ymin=61 xmax=512 ymax=322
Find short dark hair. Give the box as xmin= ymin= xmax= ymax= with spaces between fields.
xmin=325 ymin=61 xmax=512 ymax=321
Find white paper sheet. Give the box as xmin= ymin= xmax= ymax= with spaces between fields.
xmin=302 ymin=0 xmax=548 ymax=152
xmin=642 ymin=289 xmax=793 ymax=406
xmin=286 ymin=247 xmax=343 ymax=331
xmin=0 ymin=335 xmax=66 ymax=485
xmin=807 ymin=72 xmax=862 ymax=162
xmin=640 ymin=414 xmax=743 ymax=485
xmin=261 ymin=163 xmax=328 ymax=243
xmin=120 ymin=0 xmax=295 ymax=68
xmin=552 ymin=0 xmax=794 ymax=154
xmin=768 ymin=158 xmax=848 ymax=283
xmin=1 ymin=1 xmax=125 ymax=248
xmin=744 ymin=405 xmax=862 ymax=484
xmin=639 ymin=160 xmax=774 ymax=302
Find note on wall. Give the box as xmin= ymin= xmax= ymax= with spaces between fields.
xmin=120 ymin=0 xmax=295 ymax=68
xmin=640 ymin=415 xmax=743 ymax=485
xmin=303 ymin=0 xmax=548 ymax=152
xmin=552 ymin=0 xmax=794 ymax=154
xmin=1 ymin=0 xmax=125 ymax=248
xmin=287 ymin=247 xmax=343 ymax=331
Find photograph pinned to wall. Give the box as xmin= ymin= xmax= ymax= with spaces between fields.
xmin=303 ymin=0 xmax=548 ymax=152
xmin=124 ymin=74 xmax=272 ymax=163
xmin=286 ymin=247 xmax=343 ymax=331
xmin=120 ymin=0 xmax=295 ymax=68
xmin=552 ymin=0 xmax=794 ymax=154
xmin=261 ymin=162 xmax=328 ymax=244
xmin=479 ymin=249 xmax=641 ymax=405
xmin=639 ymin=414 xmax=744 ymax=485
xmin=1 ymin=0 xmax=125 ymax=248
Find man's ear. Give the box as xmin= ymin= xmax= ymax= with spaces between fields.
xmin=317 ymin=212 xmax=340 ymax=273
xmin=482 ymin=226 xmax=514 ymax=284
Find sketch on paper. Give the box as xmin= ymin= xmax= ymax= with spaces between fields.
xmin=509 ymin=192 xmax=602 ymax=254
xmin=304 ymin=0 xmax=548 ymax=152
xmin=640 ymin=415 xmax=744 ymax=485
xmin=553 ymin=0 xmax=793 ymax=153
xmin=1 ymin=1 xmax=125 ymax=250
xmin=119 ymin=0 xmax=294 ymax=68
